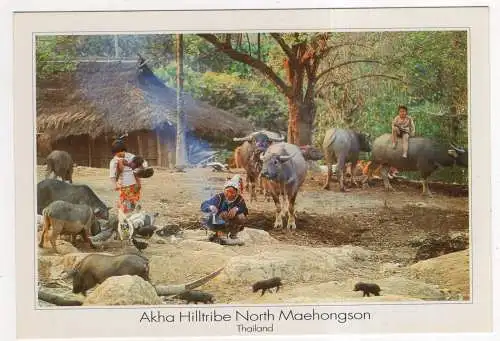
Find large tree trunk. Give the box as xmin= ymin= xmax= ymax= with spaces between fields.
xmin=284 ymin=43 xmax=315 ymax=146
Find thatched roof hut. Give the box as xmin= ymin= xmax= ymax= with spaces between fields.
xmin=36 ymin=60 xmax=254 ymax=140
xmin=36 ymin=60 xmax=255 ymax=167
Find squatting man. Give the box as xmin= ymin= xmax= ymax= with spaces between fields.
xmin=200 ymin=175 xmax=248 ymax=243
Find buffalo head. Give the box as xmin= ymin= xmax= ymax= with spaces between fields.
xmin=448 ymin=143 xmax=468 ymax=167
xmin=260 ymin=151 xmax=296 ymax=181
xmin=233 ymin=130 xmax=285 ymax=152
xmin=60 ymin=268 xmax=85 ymax=294
xmin=299 ymin=145 xmax=324 ymax=161
xmin=357 ymin=132 xmax=372 ymax=153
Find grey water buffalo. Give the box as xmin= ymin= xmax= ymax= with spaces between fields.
xmin=61 ymin=253 xmax=225 ymax=297
xmin=45 ymin=150 xmax=74 ymax=183
xmin=39 ymin=200 xmax=100 ymax=253
xmin=233 ymin=130 xmax=284 ymax=201
xmin=363 ymin=133 xmax=468 ymax=196
xmin=322 ymin=128 xmax=372 ymax=191
xmin=299 ymin=145 xmax=324 ymax=161
xmin=260 ymin=142 xmax=308 ymax=230
xmin=37 ymin=179 xmax=111 ymax=221
xmin=62 ymin=253 xmax=150 ymax=296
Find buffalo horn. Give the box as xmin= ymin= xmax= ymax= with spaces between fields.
xmin=154 ymin=266 xmax=225 ymax=296
xmin=233 ymin=131 xmax=261 ymax=142
xmin=233 ymin=130 xmax=285 ymax=142
xmin=279 ymin=153 xmax=296 ymax=162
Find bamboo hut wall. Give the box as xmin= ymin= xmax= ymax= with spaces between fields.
xmin=38 ymin=129 xmax=176 ymax=168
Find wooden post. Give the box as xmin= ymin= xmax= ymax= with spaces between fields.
xmin=175 ymin=33 xmax=188 ymax=170
xmin=88 ymin=135 xmax=93 ymax=167
xmin=156 ymin=131 xmax=162 ymax=167
xmin=137 ymin=134 xmax=143 ymax=156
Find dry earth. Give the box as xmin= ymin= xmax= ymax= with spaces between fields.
xmin=36 ymin=165 xmax=470 ymax=306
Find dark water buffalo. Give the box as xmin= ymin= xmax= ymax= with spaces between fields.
xmin=299 ymin=145 xmax=324 ymax=161
xmin=363 ymin=133 xmax=468 ymax=195
xmin=37 ymin=179 xmax=111 ymax=221
xmin=233 ymin=130 xmax=284 ymax=201
xmin=62 ymin=253 xmax=150 ymax=296
xmin=62 ymin=253 xmax=224 ymax=297
xmin=322 ymin=128 xmax=372 ymax=191
xmin=39 ymin=200 xmax=100 ymax=253
xmin=45 ymin=150 xmax=74 ymax=183
xmin=260 ymin=142 xmax=308 ymax=230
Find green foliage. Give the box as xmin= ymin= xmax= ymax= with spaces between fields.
xmin=36 ymin=36 xmax=78 ymax=79
xmin=154 ymin=63 xmax=288 ymax=131
xmin=35 ymin=31 xmax=468 ymax=184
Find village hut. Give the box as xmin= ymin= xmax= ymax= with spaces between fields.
xmin=36 ymin=60 xmax=254 ymax=168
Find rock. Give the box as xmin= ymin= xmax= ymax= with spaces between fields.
xmin=410 ymin=232 xmax=469 ymax=262
xmin=366 ymin=276 xmax=446 ymax=300
xmin=238 ymin=228 xmax=278 ymax=244
xmin=148 ymin=246 xmax=235 ymax=285
xmin=83 ymin=275 xmax=162 ymax=306
xmin=380 ymin=262 xmax=402 ymax=275
xmin=220 ymin=245 xmax=374 ymax=284
xmin=178 ymin=239 xmax=225 ymax=251
xmin=409 ymin=249 xmax=470 ymax=300
xmin=37 ymin=235 xmax=80 ymax=255
xmin=38 ymin=256 xmax=65 ymax=282
xmin=181 ymin=229 xmax=209 ymax=241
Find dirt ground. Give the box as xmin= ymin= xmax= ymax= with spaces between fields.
xmin=37 ymin=165 xmax=468 ymax=244
xmin=36 ymin=165 xmax=470 ymax=304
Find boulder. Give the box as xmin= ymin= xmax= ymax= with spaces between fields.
xmin=220 ymin=245 xmax=374 ymax=284
xmin=409 ymin=249 xmax=470 ymax=300
xmin=83 ymin=275 xmax=162 ymax=306
xmin=38 ymin=256 xmax=65 ymax=282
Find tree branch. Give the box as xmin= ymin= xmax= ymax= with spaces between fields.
xmin=198 ymin=33 xmax=292 ymax=97
xmin=269 ymin=33 xmax=294 ymax=61
xmin=317 ymin=73 xmax=406 ymax=93
xmin=317 ymin=59 xmax=384 ymax=81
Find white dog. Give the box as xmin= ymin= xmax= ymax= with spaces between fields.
xmin=116 ymin=205 xmax=158 ymax=245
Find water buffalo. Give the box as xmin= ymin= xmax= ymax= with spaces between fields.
xmin=62 ymin=253 xmax=150 ymax=296
xmin=322 ymin=128 xmax=372 ymax=191
xmin=260 ymin=142 xmax=308 ymax=230
xmin=299 ymin=145 xmax=324 ymax=161
xmin=45 ymin=150 xmax=74 ymax=183
xmin=233 ymin=130 xmax=284 ymax=201
xmin=61 ymin=253 xmax=224 ymax=297
xmin=37 ymin=179 xmax=111 ymax=221
xmin=363 ymin=133 xmax=468 ymax=196
xmin=39 ymin=200 xmax=100 ymax=253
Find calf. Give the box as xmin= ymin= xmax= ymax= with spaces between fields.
xmin=39 ymin=200 xmax=100 ymax=253
xmin=45 ymin=150 xmax=74 ymax=183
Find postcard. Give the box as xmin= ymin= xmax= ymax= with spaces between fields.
xmin=12 ymin=5 xmax=492 ymax=339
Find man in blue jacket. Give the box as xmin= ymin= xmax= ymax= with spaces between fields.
xmin=201 ymin=175 xmax=248 ymax=241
